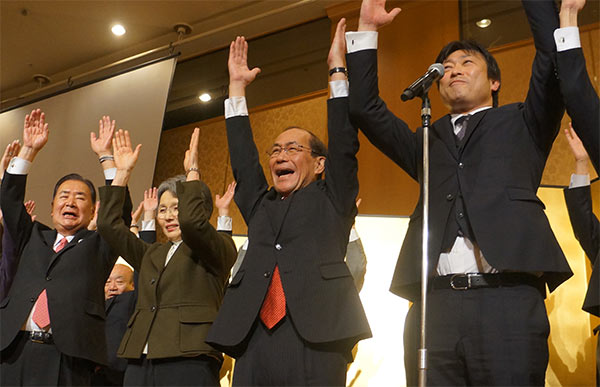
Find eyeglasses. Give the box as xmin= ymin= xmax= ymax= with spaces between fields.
xmin=157 ymin=206 xmax=178 ymax=218
xmin=267 ymin=143 xmax=316 ymax=158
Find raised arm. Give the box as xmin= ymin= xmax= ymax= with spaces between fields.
xmin=563 ymin=124 xmax=598 ymax=262
xmin=346 ymin=0 xmax=419 ymax=180
xmin=178 ymin=129 xmax=237 ymax=278
xmin=97 ymin=130 xmax=148 ymax=271
xmin=556 ymin=0 xmax=599 ymax=173
xmin=225 ymin=37 xmax=269 ymax=223
xmin=521 ymin=0 xmax=564 ymax=154
xmin=1 ymin=109 xmax=49 ymax=253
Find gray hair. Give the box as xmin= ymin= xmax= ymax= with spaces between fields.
xmin=157 ymin=175 xmax=213 ymax=218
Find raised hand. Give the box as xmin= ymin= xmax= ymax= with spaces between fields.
xmin=1 ymin=140 xmax=21 ymax=173
xmin=143 ymin=187 xmax=158 ymax=221
xmin=328 ymin=18 xmax=347 ymax=71
xmin=184 ymin=128 xmax=200 ymax=181
xmin=20 ymin=109 xmax=49 ymax=161
xmin=215 ymin=181 xmax=237 ymax=217
xmin=91 ymin=116 xmax=115 ymax=157
xmin=565 ymin=123 xmax=590 ymax=175
xmin=24 ymin=200 xmax=37 ymax=222
xmin=228 ymin=36 xmax=261 ymax=97
xmin=131 ymin=201 xmax=144 ymax=227
xmin=560 ymin=0 xmax=585 ymax=27
xmin=113 ymin=129 xmax=141 ymax=173
xmin=359 ymin=0 xmax=401 ymax=31
xmin=88 ymin=201 xmax=101 ymax=231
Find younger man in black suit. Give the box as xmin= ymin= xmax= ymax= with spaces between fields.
xmin=346 ymin=0 xmax=572 ymax=385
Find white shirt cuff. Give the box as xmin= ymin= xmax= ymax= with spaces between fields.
xmin=103 ymin=167 xmax=117 ymax=180
xmin=348 ymin=227 xmax=359 ymax=242
xmin=329 ymin=80 xmax=349 ymax=99
xmin=345 ymin=31 xmax=378 ymax=53
xmin=569 ymin=173 xmax=590 ymax=188
xmin=141 ymin=219 xmax=155 ymax=231
xmin=554 ymin=27 xmax=581 ymax=52
xmin=7 ymin=157 xmax=31 ymax=175
xmin=217 ymin=216 xmax=232 ymax=232
xmin=224 ymin=97 xmax=248 ymax=119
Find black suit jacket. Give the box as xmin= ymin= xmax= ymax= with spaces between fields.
xmin=346 ymin=0 xmax=571 ymax=301
xmin=0 ymin=173 xmax=118 ymax=365
xmin=206 ymin=97 xmax=371 ymax=357
xmin=556 ymin=47 xmax=599 ymax=174
xmin=564 ymin=185 xmax=600 ymax=316
xmin=104 ymin=290 xmax=137 ymax=372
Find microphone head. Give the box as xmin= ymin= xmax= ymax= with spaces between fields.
xmin=428 ymin=63 xmax=445 ymax=77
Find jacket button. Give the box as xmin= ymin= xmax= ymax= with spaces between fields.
xmin=275 ymin=244 xmax=282 ymax=250
xmin=446 ymin=194 xmax=454 ymax=201
xmin=264 ymin=272 xmax=271 ymax=278
xmin=46 ymin=276 xmax=51 ymax=281
xmin=151 ymin=306 xmax=157 ymax=312
xmin=30 ymin=297 xmax=35 ymax=302
xmin=458 ymin=162 xmax=464 ymax=169
xmin=458 ymin=212 xmax=464 ymax=219
xmin=150 ymin=278 xmax=156 ymax=285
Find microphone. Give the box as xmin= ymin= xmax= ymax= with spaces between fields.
xmin=401 ymin=63 xmax=445 ymax=101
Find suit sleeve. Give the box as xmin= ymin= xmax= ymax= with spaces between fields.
xmin=325 ymin=97 xmax=360 ymax=216
xmin=105 ymin=179 xmax=133 ymax=227
xmin=556 ymin=49 xmax=600 ymax=174
xmin=97 ymin=185 xmax=149 ymax=271
xmin=176 ymin=181 xmax=237 ymax=279
xmin=0 ymin=227 xmax=19 ymax=301
xmin=564 ymin=185 xmax=599 ymax=263
xmin=347 ymin=49 xmax=419 ymax=180
xmin=0 ymin=172 xmax=34 ymax=256
xmin=521 ymin=0 xmax=565 ymax=155
xmin=138 ymin=230 xmax=156 ymax=244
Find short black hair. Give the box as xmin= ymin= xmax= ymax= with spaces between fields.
xmin=435 ymin=40 xmax=501 ymax=107
xmin=53 ymin=174 xmax=96 ymax=203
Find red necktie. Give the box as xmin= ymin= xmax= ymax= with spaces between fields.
xmin=260 ymin=265 xmax=286 ymax=329
xmin=32 ymin=237 xmax=68 ymax=329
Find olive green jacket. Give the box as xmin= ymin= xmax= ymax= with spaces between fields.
xmin=97 ymin=181 xmax=236 ymax=359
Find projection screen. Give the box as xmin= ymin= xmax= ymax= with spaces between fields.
xmin=0 ymin=57 xmax=176 ymax=226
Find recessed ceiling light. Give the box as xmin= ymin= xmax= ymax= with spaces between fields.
xmin=111 ymin=24 xmax=126 ymax=36
xmin=476 ymin=19 xmax=491 ymax=28
xmin=199 ymin=93 xmax=212 ymax=102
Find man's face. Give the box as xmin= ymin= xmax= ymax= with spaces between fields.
xmin=51 ymin=180 xmax=95 ymax=236
xmin=439 ymin=49 xmax=500 ymax=114
xmin=104 ymin=264 xmax=134 ymax=300
xmin=268 ymin=128 xmax=325 ymax=198
xmin=157 ymin=190 xmax=182 ymax=242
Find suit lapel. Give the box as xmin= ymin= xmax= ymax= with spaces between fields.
xmin=458 ymin=109 xmax=488 ymax=153
xmin=46 ymin=228 xmax=93 ymax=273
xmin=434 ymin=115 xmax=459 ymax=160
xmin=263 ymin=190 xmax=294 ymax=241
xmin=150 ymin=242 xmax=173 ymax=272
xmin=105 ymin=297 xmax=115 ymax=312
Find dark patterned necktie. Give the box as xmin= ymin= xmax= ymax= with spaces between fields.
xmin=455 ymin=115 xmax=471 ymax=141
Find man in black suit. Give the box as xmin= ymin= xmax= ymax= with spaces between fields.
xmin=563 ymin=125 xmax=599 ymax=385
xmin=206 ymin=20 xmax=371 ymax=386
xmin=0 ymin=110 xmax=121 ymax=385
xmin=346 ymin=0 xmax=572 ymax=385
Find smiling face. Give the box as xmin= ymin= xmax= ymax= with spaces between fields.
xmin=268 ymin=128 xmax=325 ymax=198
xmin=51 ymin=179 xmax=95 ymax=236
xmin=439 ymin=49 xmax=500 ymax=114
xmin=157 ymin=190 xmax=181 ymax=242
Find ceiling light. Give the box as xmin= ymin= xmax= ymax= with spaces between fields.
xmin=198 ymin=93 xmax=212 ymax=102
xmin=476 ymin=19 xmax=491 ymax=28
xmin=111 ymin=24 xmax=126 ymax=36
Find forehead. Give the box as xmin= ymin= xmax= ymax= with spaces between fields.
xmin=444 ymin=49 xmax=485 ymax=63
xmin=159 ymin=190 xmax=178 ymax=206
xmin=274 ymin=128 xmax=311 ymax=146
xmin=55 ymin=179 xmax=92 ymax=197
xmin=110 ymin=265 xmax=132 ymax=278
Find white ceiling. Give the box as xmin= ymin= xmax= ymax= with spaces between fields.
xmin=1 ymin=0 xmax=345 ymax=107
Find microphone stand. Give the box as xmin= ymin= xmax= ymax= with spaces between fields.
xmin=419 ymin=93 xmax=432 ymax=387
